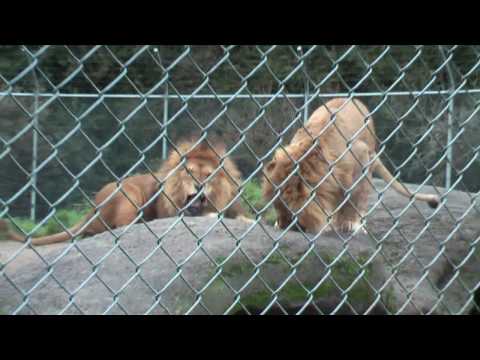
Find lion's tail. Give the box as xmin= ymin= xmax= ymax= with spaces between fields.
xmin=373 ymin=159 xmax=440 ymax=208
xmin=0 ymin=210 xmax=94 ymax=246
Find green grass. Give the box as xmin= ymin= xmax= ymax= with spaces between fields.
xmin=4 ymin=201 xmax=91 ymax=238
xmin=242 ymin=180 xmax=264 ymax=209
xmin=240 ymin=179 xmax=277 ymax=225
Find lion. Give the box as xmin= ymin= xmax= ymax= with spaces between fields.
xmin=0 ymin=138 xmax=251 ymax=246
xmin=154 ymin=138 xmax=251 ymax=222
xmin=262 ymin=98 xmax=440 ymax=234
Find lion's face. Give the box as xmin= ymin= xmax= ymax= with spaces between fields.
xmin=156 ymin=139 xmax=246 ymax=220
xmin=263 ymin=143 xmax=327 ymax=231
xmin=263 ymin=147 xmax=309 ymax=202
xmin=264 ymin=158 xmax=307 ymax=204
xmin=180 ymin=158 xmax=219 ymax=216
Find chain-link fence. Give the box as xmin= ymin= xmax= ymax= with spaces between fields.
xmin=0 ymin=45 xmax=479 ymax=315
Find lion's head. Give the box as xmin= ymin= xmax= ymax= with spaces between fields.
xmin=263 ymin=140 xmax=322 ymax=201
xmin=262 ymin=139 xmax=335 ymax=231
xmin=178 ymin=153 xmax=221 ymax=216
xmin=156 ymin=138 xmax=242 ymax=218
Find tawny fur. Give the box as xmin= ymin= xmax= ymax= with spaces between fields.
xmin=154 ymin=139 xmax=248 ymax=219
xmin=262 ymin=98 xmax=440 ymax=234
xmin=0 ymin=139 xmax=250 ymax=246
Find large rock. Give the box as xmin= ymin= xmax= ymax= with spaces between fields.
xmin=1 ymin=179 xmax=479 ymax=315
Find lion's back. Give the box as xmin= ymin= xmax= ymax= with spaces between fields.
xmin=296 ymin=98 xmax=376 ymax=156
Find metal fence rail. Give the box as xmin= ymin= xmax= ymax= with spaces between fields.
xmin=0 ymin=45 xmax=479 ymax=315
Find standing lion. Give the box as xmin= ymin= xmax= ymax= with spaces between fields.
xmin=262 ymin=98 xmax=439 ymax=234
xmin=0 ymin=138 xmax=251 ymax=246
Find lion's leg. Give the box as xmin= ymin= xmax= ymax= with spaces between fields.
xmin=336 ymin=141 xmax=372 ymax=234
xmin=268 ymin=199 xmax=294 ymax=230
xmin=336 ymin=175 xmax=372 ymax=234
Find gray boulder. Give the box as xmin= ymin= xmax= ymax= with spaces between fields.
xmin=1 ymin=179 xmax=479 ymax=315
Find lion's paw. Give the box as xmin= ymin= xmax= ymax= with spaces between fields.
xmin=336 ymin=220 xmax=367 ymax=235
xmin=237 ymin=215 xmax=255 ymax=224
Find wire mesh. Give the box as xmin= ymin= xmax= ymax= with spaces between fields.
xmin=0 ymin=45 xmax=479 ymax=315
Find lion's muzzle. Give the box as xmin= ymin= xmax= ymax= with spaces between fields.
xmin=184 ymin=192 xmax=207 ymax=217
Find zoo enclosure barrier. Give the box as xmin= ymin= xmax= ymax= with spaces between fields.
xmin=0 ymin=45 xmax=479 ymax=314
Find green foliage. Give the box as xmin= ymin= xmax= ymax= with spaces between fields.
xmin=241 ymin=179 xmax=276 ymax=225
xmin=9 ymin=202 xmax=90 ymax=237
xmin=241 ymin=180 xmax=263 ymax=209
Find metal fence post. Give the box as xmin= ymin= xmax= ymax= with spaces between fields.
xmin=30 ymin=56 xmax=39 ymax=222
xmin=297 ymin=46 xmax=309 ymax=124
xmin=153 ymin=47 xmax=168 ymax=160
xmin=304 ymin=66 xmax=310 ymax=124
xmin=440 ymin=45 xmax=456 ymax=190
xmin=445 ymin=94 xmax=454 ymax=190
xmin=163 ymin=82 xmax=169 ymax=160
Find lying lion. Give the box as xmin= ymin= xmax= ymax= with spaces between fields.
xmin=0 ymin=139 xmax=251 ymax=246
xmin=263 ymin=98 xmax=440 ymax=234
